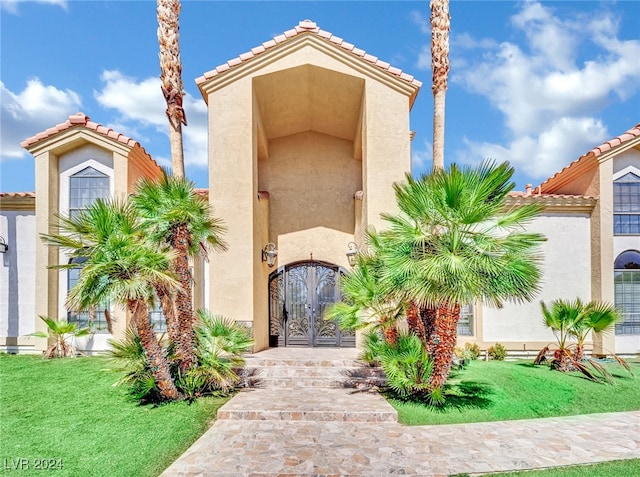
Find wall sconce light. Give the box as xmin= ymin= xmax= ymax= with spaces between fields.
xmin=346 ymin=241 xmax=359 ymax=267
xmin=262 ymin=242 xmax=278 ymax=268
xmin=0 ymin=237 xmax=7 ymax=254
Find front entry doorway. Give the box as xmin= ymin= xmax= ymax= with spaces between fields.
xmin=269 ymin=261 xmax=355 ymax=347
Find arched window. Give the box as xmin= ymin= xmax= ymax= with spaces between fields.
xmin=614 ymin=250 xmax=640 ymax=335
xmin=614 ymin=172 xmax=640 ymax=235
xmin=69 ymin=166 xmax=110 ymax=218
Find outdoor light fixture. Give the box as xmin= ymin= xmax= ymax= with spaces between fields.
xmin=0 ymin=237 xmax=7 ymax=254
xmin=346 ymin=241 xmax=359 ymax=267
xmin=262 ymin=242 xmax=278 ymax=268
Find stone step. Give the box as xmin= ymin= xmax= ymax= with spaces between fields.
xmin=239 ymin=365 xmax=386 ymax=389
xmin=242 ymin=357 xmax=363 ymax=368
xmin=217 ymin=387 xmax=398 ymax=423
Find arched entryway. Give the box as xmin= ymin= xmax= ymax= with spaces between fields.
xmin=269 ymin=261 xmax=355 ymax=347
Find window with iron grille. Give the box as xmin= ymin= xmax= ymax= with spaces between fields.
xmin=457 ymin=304 xmax=474 ymax=336
xmin=614 ymin=250 xmax=640 ymax=335
xmin=614 ymin=172 xmax=640 ymax=235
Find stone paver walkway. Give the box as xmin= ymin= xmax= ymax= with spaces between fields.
xmin=160 ymin=349 xmax=640 ymax=476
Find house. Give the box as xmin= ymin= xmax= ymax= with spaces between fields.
xmin=1 ymin=20 xmax=638 ymax=356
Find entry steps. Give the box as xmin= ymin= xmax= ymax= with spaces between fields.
xmin=219 ymin=347 xmax=396 ymax=423
xmin=238 ymin=348 xmax=386 ymax=390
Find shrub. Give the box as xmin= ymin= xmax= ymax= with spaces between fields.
xmin=378 ymin=332 xmax=433 ymax=399
xmin=30 ymin=316 xmax=90 ymax=358
xmin=464 ymin=342 xmax=481 ymax=360
xmin=488 ymin=343 xmax=508 ymax=361
xmin=108 ymin=309 xmax=253 ymax=403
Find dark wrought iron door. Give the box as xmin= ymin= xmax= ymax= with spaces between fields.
xmin=269 ymin=262 xmax=355 ymax=347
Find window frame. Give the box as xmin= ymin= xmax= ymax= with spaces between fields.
xmin=613 ymin=167 xmax=640 ymax=236
xmin=614 ymin=250 xmax=640 ymax=335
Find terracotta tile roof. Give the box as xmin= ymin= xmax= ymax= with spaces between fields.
xmin=196 ymin=20 xmax=422 ymax=90
xmin=506 ymin=191 xmax=597 ymax=212
xmin=538 ymin=123 xmax=640 ymax=193
xmin=21 ymin=112 xmax=140 ymax=150
xmin=0 ymin=192 xmax=36 ymax=198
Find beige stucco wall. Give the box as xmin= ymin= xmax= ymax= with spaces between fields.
xmin=204 ymin=39 xmax=415 ymax=349
xmin=482 ymin=213 xmax=592 ymax=346
xmin=259 ymin=131 xmax=361 ymax=238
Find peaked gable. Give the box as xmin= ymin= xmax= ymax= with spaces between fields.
xmin=196 ymin=20 xmax=422 ymax=107
xmin=539 ymin=123 xmax=640 ymax=194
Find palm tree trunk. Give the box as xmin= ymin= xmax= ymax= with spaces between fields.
xmin=420 ymin=306 xmax=438 ymax=356
xmin=381 ymin=314 xmax=399 ymax=345
xmin=157 ymin=0 xmax=186 ymax=178
xmin=406 ymin=301 xmax=427 ymax=342
xmin=172 ymin=224 xmax=196 ymax=371
xmin=154 ymin=282 xmax=180 ymax=346
xmin=430 ymin=0 xmax=450 ymax=171
xmin=129 ymin=299 xmax=182 ymax=401
xmin=428 ymin=302 xmax=460 ymax=391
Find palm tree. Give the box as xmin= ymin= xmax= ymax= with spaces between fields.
xmin=31 ymin=316 xmax=90 ymax=358
xmin=379 ymin=160 xmax=545 ymax=393
xmin=429 ymin=0 xmax=450 ymax=171
xmin=157 ymin=0 xmax=186 ymax=178
xmin=538 ymin=298 xmax=620 ymax=370
xmin=42 ymin=199 xmax=182 ymax=400
xmin=131 ymin=171 xmax=227 ymax=371
xmin=326 ymin=232 xmax=405 ymax=346
xmin=571 ymin=301 xmax=620 ymax=362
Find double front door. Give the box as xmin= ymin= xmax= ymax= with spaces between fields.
xmin=269 ymin=261 xmax=355 ymax=347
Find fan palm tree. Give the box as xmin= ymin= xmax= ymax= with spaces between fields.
xmin=132 ymin=171 xmax=227 ymax=371
xmin=157 ymin=0 xmax=186 ymax=178
xmin=42 ymin=199 xmax=182 ymax=400
xmin=429 ymin=0 xmax=450 ymax=170
xmin=326 ymin=232 xmax=405 ymax=345
xmin=31 ymin=316 xmax=90 ymax=358
xmin=538 ymin=298 xmax=621 ymax=370
xmin=379 ymin=160 xmax=545 ymax=392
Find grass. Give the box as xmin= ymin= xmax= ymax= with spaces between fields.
xmin=0 ymin=354 xmax=228 ymax=477
xmin=390 ymin=359 xmax=640 ymax=425
xmin=477 ymin=458 xmax=640 ymax=476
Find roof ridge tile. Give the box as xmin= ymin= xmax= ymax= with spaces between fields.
xmin=196 ymin=20 xmax=422 ymax=90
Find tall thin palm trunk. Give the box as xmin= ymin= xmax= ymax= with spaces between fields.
xmin=172 ymin=224 xmax=196 ymax=371
xmin=129 ymin=299 xmax=182 ymax=400
xmin=430 ymin=0 xmax=450 ymax=171
xmin=157 ymin=0 xmax=186 ymax=178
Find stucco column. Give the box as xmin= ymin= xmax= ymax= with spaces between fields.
xmin=207 ymin=79 xmax=258 ymax=344
xmin=33 ymin=151 xmax=59 ymax=351
xmin=592 ymin=160 xmax=615 ymax=356
xmin=362 ymin=82 xmax=411 ymax=229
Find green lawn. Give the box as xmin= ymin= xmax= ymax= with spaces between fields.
xmin=391 ymin=359 xmax=640 ymax=425
xmin=0 ymin=354 xmax=227 ymax=477
xmin=478 ymin=458 xmax=640 ymax=476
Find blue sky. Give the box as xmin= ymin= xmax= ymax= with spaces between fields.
xmin=1 ymin=0 xmax=639 ymax=192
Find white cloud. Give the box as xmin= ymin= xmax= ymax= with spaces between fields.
xmin=457 ymin=118 xmax=609 ymax=180
xmin=1 ymin=0 xmax=67 ymax=14
xmin=449 ymin=1 xmax=640 ymax=179
xmin=412 ymin=138 xmax=433 ymax=176
xmin=416 ymin=45 xmax=430 ymax=71
xmin=410 ymin=10 xmax=430 ymax=35
xmin=94 ymin=70 xmax=209 ymax=168
xmin=0 ymin=79 xmax=82 ymax=160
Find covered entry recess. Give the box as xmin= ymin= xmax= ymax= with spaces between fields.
xmin=269 ymin=261 xmax=355 ymax=347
